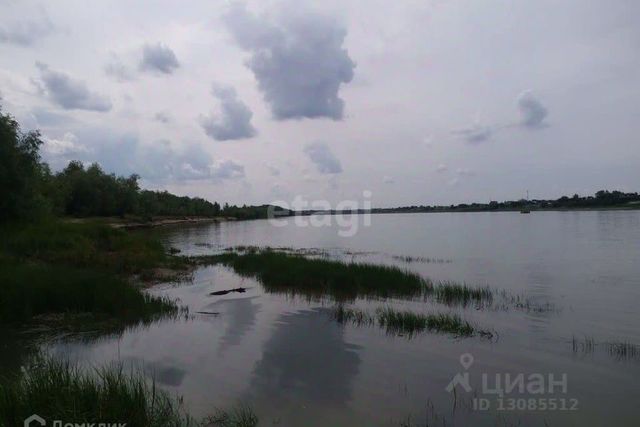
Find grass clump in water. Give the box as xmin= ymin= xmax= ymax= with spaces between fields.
xmin=204 ymin=250 xmax=428 ymax=301
xmin=198 ymin=249 xmax=496 ymax=306
xmin=433 ymin=281 xmax=493 ymax=307
xmin=376 ymin=307 xmax=475 ymax=338
xmin=0 ymin=356 xmax=258 ymax=427
xmin=571 ymin=336 xmax=639 ymax=361
xmin=331 ymin=306 xmax=490 ymax=338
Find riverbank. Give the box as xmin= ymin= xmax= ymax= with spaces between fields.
xmin=65 ymin=215 xmax=234 ymax=230
xmin=0 ymin=220 xmax=259 ymax=426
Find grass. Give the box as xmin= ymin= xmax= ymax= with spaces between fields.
xmin=202 ymin=250 xmax=429 ymax=301
xmin=0 ymin=220 xmax=175 ymax=274
xmin=0 ymin=220 xmax=188 ymax=329
xmin=606 ymin=341 xmax=639 ymax=360
xmin=197 ymin=249 xmax=494 ymax=306
xmin=391 ymin=255 xmax=452 ymax=264
xmin=0 ymin=261 xmax=180 ymax=325
xmin=0 ymin=356 xmax=258 ymax=427
xmin=571 ymin=336 xmax=639 ymax=361
xmin=331 ymin=306 xmax=491 ymax=338
xmin=433 ymin=281 xmax=493 ymax=307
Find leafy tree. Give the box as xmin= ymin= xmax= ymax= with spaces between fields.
xmin=0 ymin=108 xmax=48 ymax=222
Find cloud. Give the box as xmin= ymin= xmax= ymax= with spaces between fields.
xmin=154 ymin=112 xmax=171 ymax=123
xmin=453 ymin=122 xmax=493 ymax=143
xmin=224 ymin=2 xmax=355 ymax=120
xmin=200 ymin=84 xmax=256 ymax=141
xmin=41 ymin=132 xmax=88 ymax=169
xmin=265 ymin=163 xmax=281 ymax=176
xmin=517 ymin=90 xmax=548 ymax=129
xmin=456 ymin=168 xmax=475 ymax=176
xmin=104 ymin=55 xmax=136 ymax=82
xmin=34 ymin=62 xmax=112 ymax=112
xmin=303 ymin=142 xmax=342 ymax=174
xmin=210 ymin=159 xmax=245 ymax=180
xmin=0 ymin=17 xmax=54 ymax=46
xmin=41 ymin=128 xmax=243 ymax=183
xmin=139 ymin=43 xmax=179 ymax=74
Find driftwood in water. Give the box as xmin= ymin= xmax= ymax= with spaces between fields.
xmin=209 ymin=287 xmax=248 ymax=296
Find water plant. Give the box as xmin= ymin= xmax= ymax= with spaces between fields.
xmin=331 ymin=305 xmax=491 ymax=338
xmin=433 ymin=281 xmax=493 ymax=306
xmin=571 ymin=336 xmax=639 ymax=361
xmin=0 ymin=356 xmax=257 ymax=427
xmin=0 ymin=261 xmax=180 ymax=324
xmin=201 ymin=250 xmax=429 ymax=301
xmin=196 ymin=249 xmax=494 ymax=307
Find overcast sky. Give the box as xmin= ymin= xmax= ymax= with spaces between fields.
xmin=1 ymin=0 xmax=639 ymax=207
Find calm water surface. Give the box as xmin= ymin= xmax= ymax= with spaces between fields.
xmin=39 ymin=212 xmax=640 ymax=425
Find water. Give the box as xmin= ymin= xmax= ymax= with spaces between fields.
xmin=36 ymin=212 xmax=640 ymax=425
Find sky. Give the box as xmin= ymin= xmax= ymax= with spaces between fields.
xmin=1 ymin=0 xmax=639 ymax=208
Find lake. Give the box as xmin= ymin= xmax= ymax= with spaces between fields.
xmin=38 ymin=212 xmax=640 ymax=425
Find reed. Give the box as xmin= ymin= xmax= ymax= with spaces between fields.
xmin=197 ymin=249 xmax=494 ymax=306
xmin=0 ymin=356 xmax=257 ymax=427
xmin=0 ymin=261 xmax=180 ymax=324
xmin=331 ymin=306 xmax=489 ymax=338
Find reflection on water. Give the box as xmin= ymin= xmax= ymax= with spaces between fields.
xmin=4 ymin=212 xmax=640 ymax=426
xmin=249 ymin=309 xmax=360 ymax=404
xmin=209 ymin=296 xmax=260 ymax=356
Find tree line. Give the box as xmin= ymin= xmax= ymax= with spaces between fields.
xmin=0 ymin=107 xmax=270 ymax=223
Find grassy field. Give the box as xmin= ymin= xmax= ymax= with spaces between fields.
xmin=0 ymin=356 xmax=257 ymax=427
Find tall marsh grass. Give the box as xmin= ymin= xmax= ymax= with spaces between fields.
xmin=0 ymin=220 xmax=175 ymax=274
xmin=0 ymin=356 xmax=258 ymax=427
xmin=331 ymin=306 xmax=490 ymax=338
xmin=200 ymin=250 xmax=494 ymax=306
xmin=0 ymin=261 xmax=179 ymax=324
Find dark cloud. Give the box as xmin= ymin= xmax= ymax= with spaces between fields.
xmin=453 ymin=123 xmax=493 ymax=143
xmin=200 ymin=84 xmax=256 ymax=141
xmin=41 ymin=129 xmax=243 ymax=183
xmin=304 ymin=142 xmax=342 ymax=174
xmin=224 ymin=3 xmax=355 ymax=120
xmin=139 ymin=43 xmax=179 ymax=74
xmin=0 ymin=17 xmax=54 ymax=46
xmin=34 ymin=63 xmax=111 ymax=112
xmin=517 ymin=90 xmax=548 ymax=129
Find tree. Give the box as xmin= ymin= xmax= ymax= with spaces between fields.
xmin=0 ymin=107 xmax=47 ymax=222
